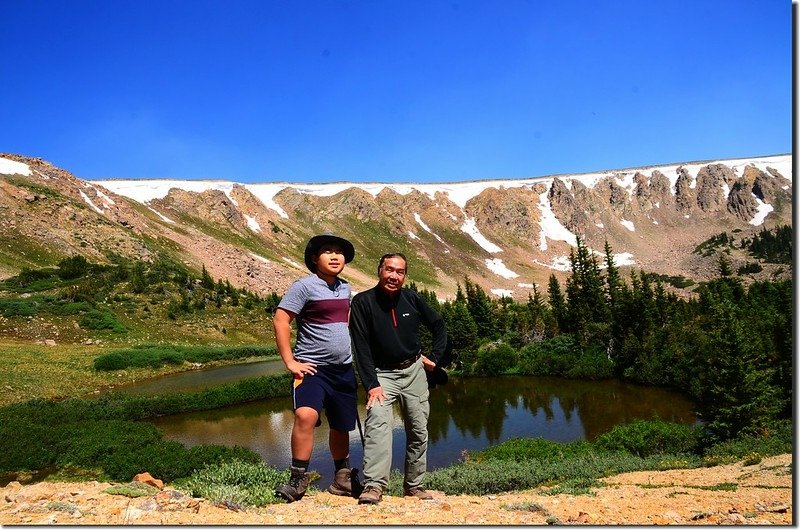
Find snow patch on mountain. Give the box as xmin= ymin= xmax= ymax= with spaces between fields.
xmin=486 ymin=258 xmax=518 ymax=279
xmin=0 ymin=158 xmax=31 ymax=176
xmin=462 ymin=218 xmax=502 ymax=253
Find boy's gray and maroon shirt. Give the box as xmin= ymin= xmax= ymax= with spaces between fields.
xmin=277 ymin=274 xmax=352 ymax=365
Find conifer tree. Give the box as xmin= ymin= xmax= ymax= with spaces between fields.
xmin=464 ymin=277 xmax=495 ymax=340
xmin=547 ymin=274 xmax=566 ymax=333
xmin=200 ymin=264 xmax=214 ymax=289
xmin=565 ymin=237 xmax=609 ymax=347
xmin=442 ymin=298 xmax=478 ymax=370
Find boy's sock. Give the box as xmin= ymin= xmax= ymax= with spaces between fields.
xmin=334 ymin=457 xmax=350 ymax=471
xmin=291 ymin=458 xmax=310 ymax=471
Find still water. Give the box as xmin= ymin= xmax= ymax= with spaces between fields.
xmin=133 ymin=363 xmax=698 ymax=485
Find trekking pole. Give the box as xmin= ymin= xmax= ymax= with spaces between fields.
xmin=355 ymin=409 xmax=365 ymax=447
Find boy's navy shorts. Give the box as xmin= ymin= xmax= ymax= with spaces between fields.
xmin=292 ymin=363 xmax=357 ymax=432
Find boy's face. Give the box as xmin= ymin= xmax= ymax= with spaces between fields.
xmin=313 ymin=244 xmax=346 ymax=276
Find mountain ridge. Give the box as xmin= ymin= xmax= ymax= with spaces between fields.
xmin=0 ymin=153 xmax=792 ymax=300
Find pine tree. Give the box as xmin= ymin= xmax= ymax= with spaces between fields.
xmin=200 ymin=264 xmax=214 ymax=289
xmin=547 ymin=274 xmax=566 ymax=333
xmin=695 ymin=297 xmax=781 ymax=440
xmin=464 ymin=277 xmax=495 ymax=340
xmin=565 ymin=237 xmax=609 ymax=347
xmin=442 ymin=299 xmax=478 ymax=370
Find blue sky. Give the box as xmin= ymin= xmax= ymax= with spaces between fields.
xmin=1 ymin=0 xmax=792 ymax=183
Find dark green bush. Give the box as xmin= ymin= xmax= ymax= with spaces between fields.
xmin=595 ymin=419 xmax=703 ymax=457
xmin=79 ymin=309 xmax=126 ymax=332
xmin=51 ymin=301 xmax=93 ymax=316
xmin=474 ymin=342 xmax=518 ymax=376
xmin=0 ymin=299 xmax=38 ymax=317
xmin=737 ymin=262 xmax=763 ymax=275
xmin=57 ymin=255 xmax=90 ymax=280
xmin=477 ymin=437 xmax=593 ymax=462
xmin=566 ymin=344 xmax=614 ymax=380
xmin=93 ymin=353 xmax=128 ymax=371
xmin=93 ymin=344 xmax=278 ymax=371
xmin=0 ymin=375 xmax=287 ymax=481
xmin=518 ymin=334 xmax=580 ymax=376
xmin=703 ymin=419 xmax=792 ymax=460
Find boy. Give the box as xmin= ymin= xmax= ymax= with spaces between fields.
xmin=274 ymin=233 xmax=357 ymax=502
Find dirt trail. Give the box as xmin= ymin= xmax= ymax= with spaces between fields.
xmin=0 ymin=454 xmax=792 ymax=525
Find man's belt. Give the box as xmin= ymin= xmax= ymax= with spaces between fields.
xmin=377 ymin=354 xmax=420 ymax=370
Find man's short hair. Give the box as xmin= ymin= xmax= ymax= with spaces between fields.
xmin=378 ymin=253 xmax=407 ymax=274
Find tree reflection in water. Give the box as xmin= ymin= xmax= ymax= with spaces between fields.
xmin=151 ymin=375 xmax=698 ymax=483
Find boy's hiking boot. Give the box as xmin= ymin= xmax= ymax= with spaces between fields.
xmin=357 ymin=485 xmax=383 ymax=505
xmin=404 ymin=486 xmax=433 ymax=500
xmin=327 ymin=468 xmax=352 ymax=496
xmin=276 ymin=466 xmax=309 ymax=502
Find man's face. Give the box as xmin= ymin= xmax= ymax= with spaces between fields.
xmin=313 ymin=244 xmax=346 ymax=276
xmin=378 ymin=256 xmax=406 ymax=294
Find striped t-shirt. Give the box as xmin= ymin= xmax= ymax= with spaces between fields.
xmin=277 ymin=273 xmax=352 ymax=365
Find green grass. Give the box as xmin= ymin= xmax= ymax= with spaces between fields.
xmin=105 ymin=481 xmax=162 ymax=498
xmin=418 ymin=421 xmax=791 ymax=498
xmin=173 ymin=459 xmax=290 ymax=508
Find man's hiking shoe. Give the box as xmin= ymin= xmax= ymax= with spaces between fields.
xmin=276 ymin=466 xmax=309 ymax=502
xmin=404 ymin=487 xmax=433 ymax=500
xmin=357 ymin=485 xmax=383 ymax=505
xmin=327 ymin=468 xmax=352 ymax=496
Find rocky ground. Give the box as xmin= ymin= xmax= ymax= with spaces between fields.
xmin=0 ymin=454 xmax=792 ymax=525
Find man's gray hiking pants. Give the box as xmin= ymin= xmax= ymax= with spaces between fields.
xmin=362 ymin=358 xmax=430 ymax=490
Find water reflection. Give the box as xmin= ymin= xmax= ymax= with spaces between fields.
xmin=149 ymin=375 xmax=697 ymax=485
xmin=113 ymin=360 xmax=286 ymax=396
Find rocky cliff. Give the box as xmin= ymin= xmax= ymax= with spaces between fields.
xmin=0 ymin=153 xmax=792 ymax=299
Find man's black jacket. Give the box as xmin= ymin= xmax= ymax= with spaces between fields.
xmin=350 ymin=285 xmax=447 ymax=391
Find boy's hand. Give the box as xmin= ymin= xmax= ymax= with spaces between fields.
xmin=286 ymin=359 xmax=317 ymax=378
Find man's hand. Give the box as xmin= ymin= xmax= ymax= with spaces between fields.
xmin=421 ymin=354 xmax=436 ymax=372
xmin=286 ymin=359 xmax=317 ymax=378
xmin=366 ymin=386 xmax=386 ymax=409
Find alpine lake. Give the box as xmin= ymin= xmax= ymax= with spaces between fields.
xmin=115 ymin=360 xmax=699 ymax=485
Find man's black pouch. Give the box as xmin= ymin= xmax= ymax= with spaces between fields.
xmin=350 ymin=467 xmax=365 ymax=498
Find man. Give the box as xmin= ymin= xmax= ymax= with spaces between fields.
xmin=350 ymin=253 xmax=448 ymax=505
xmin=274 ymin=234 xmax=358 ymax=502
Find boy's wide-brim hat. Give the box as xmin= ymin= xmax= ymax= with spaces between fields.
xmin=304 ymin=234 xmax=355 ymax=272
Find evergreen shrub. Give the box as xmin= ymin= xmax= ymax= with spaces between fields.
xmin=0 ymin=299 xmax=38 ymax=317
xmin=474 ymin=342 xmax=518 ymax=376
xmin=175 ymin=459 xmax=287 ymax=507
xmin=79 ymin=309 xmax=126 ymax=332
xmin=518 ymin=334 xmax=580 ymax=376
xmin=594 ymin=419 xmax=703 ymax=457
xmin=566 ymin=344 xmax=614 ymax=380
